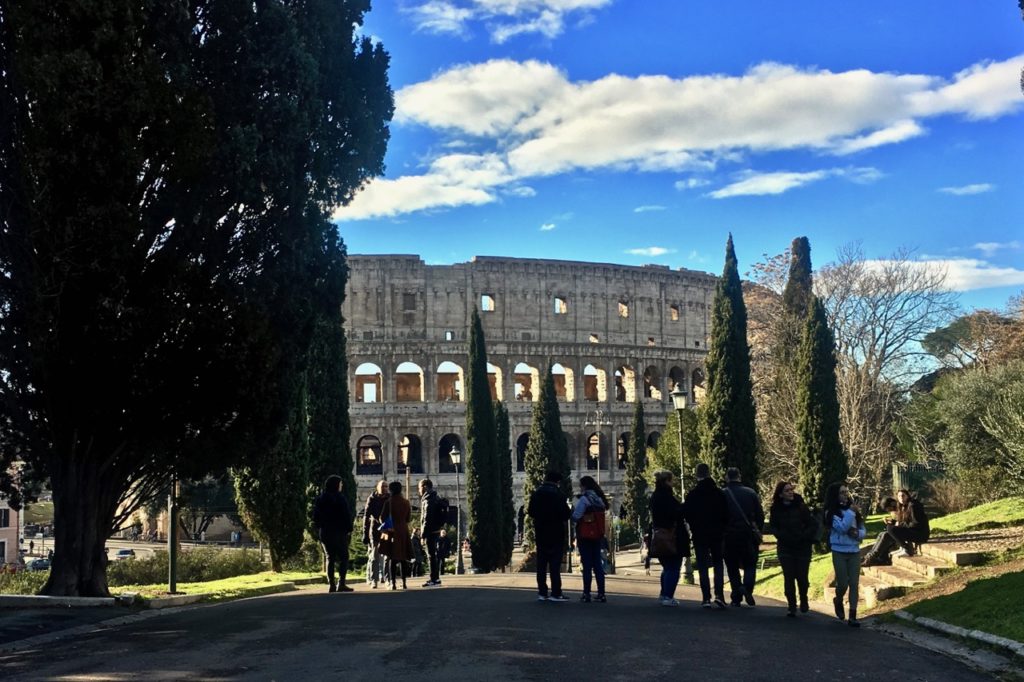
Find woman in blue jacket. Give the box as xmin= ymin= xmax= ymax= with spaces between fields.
xmin=823 ymin=482 xmax=865 ymax=627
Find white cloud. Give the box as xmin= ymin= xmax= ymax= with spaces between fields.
xmin=337 ymin=54 xmax=1024 ymax=219
xmin=867 ymin=257 xmax=1024 ymax=292
xmin=939 ymin=183 xmax=994 ymax=195
xmin=633 ymin=204 xmax=667 ymax=213
xmin=505 ymin=185 xmax=537 ymax=197
xmin=675 ymin=178 xmax=711 ymax=191
xmin=408 ymin=1 xmax=474 ymax=36
xmin=972 ymin=241 xmax=1021 ymax=257
xmin=626 ymin=246 xmax=675 ymax=257
xmin=708 ymin=167 xmax=881 ymax=198
xmin=404 ymin=0 xmax=611 ymax=42
xmin=540 ymin=222 xmax=556 ymax=231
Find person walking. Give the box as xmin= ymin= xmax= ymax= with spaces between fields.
xmin=418 ymin=478 xmax=446 ymax=587
xmin=649 ymin=470 xmax=690 ymax=606
xmin=684 ymin=462 xmax=729 ymax=609
xmin=824 ymin=481 xmax=866 ymax=627
xmin=571 ymin=475 xmax=609 ymax=603
xmin=722 ymin=467 xmax=764 ymax=607
xmin=362 ymin=480 xmax=390 ymax=588
xmin=312 ymin=474 xmax=354 ymax=593
xmin=379 ymin=481 xmax=413 ymax=590
xmin=527 ymin=470 xmax=572 ymax=602
xmin=768 ymin=481 xmax=818 ymax=616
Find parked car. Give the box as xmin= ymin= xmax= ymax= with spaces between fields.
xmin=27 ymin=558 xmax=51 ymax=572
xmin=111 ymin=548 xmax=136 ymax=561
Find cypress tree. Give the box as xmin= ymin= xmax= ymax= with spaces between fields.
xmin=465 ymin=308 xmax=502 ymax=571
xmin=522 ymin=367 xmax=571 ymax=551
xmin=494 ymin=401 xmax=516 ymax=568
xmin=701 ymin=234 xmax=759 ymax=486
xmin=782 ymin=237 xmax=813 ymax=317
xmin=623 ymin=400 xmax=650 ymax=539
xmin=796 ymin=296 xmax=847 ymax=509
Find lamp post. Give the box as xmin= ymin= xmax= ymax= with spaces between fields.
xmin=670 ymin=383 xmax=694 ymax=584
xmin=449 ymin=445 xmax=465 ymax=575
xmin=401 ymin=439 xmax=411 ymax=505
xmin=168 ymin=471 xmax=180 ymax=594
xmin=585 ymin=406 xmax=607 ymax=485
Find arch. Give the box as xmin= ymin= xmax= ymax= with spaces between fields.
xmin=692 ymin=366 xmax=706 ymax=405
xmin=438 ymin=433 xmax=462 ymax=474
xmin=515 ymin=433 xmax=529 ymax=472
xmin=487 ymin=362 xmax=504 ymax=401
xmin=395 ymin=361 xmax=424 ymax=402
xmin=614 ymin=365 xmax=636 ymax=402
xmin=354 ymin=362 xmax=383 ymax=403
xmin=643 ymin=365 xmax=662 ymax=400
xmin=397 ymin=434 xmax=423 ymax=475
xmin=646 ymin=431 xmax=661 ymax=449
xmin=551 ymin=363 xmax=575 ymax=402
xmin=586 ymin=432 xmax=606 ymax=471
xmin=583 ymin=364 xmax=607 ymax=402
xmin=513 ymin=362 xmax=539 ymax=402
xmin=436 ymin=361 xmax=464 ymax=402
xmin=617 ymin=432 xmax=630 ymax=470
xmin=356 ymin=435 xmax=383 ymax=476
xmin=668 ymin=365 xmax=686 ymax=392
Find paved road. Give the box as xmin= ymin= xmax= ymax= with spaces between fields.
xmin=0 ymin=574 xmax=991 ymax=681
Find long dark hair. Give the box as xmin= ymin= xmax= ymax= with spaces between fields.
xmin=579 ymin=475 xmax=609 ymax=508
xmin=771 ymin=481 xmax=810 ymax=522
xmin=822 ymin=481 xmax=845 ymax=529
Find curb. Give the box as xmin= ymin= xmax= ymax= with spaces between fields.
xmin=893 ymin=609 xmax=1024 ymax=659
xmin=0 ymin=595 xmax=117 ymax=608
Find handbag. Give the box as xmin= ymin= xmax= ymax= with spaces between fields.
xmin=724 ymin=487 xmax=763 ymax=545
xmin=578 ymin=509 xmax=606 ymax=540
xmin=650 ymin=526 xmax=677 ymax=559
xmin=378 ymin=500 xmax=394 ymax=532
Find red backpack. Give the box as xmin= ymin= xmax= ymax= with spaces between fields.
xmin=578 ymin=508 xmax=606 ymax=540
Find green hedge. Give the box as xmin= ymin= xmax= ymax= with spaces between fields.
xmin=107 ymin=547 xmax=264 ymax=587
xmin=0 ymin=569 xmax=49 ymax=595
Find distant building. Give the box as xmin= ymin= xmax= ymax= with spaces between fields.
xmin=343 ymin=255 xmax=715 ymax=511
xmin=0 ymin=496 xmax=19 ymax=565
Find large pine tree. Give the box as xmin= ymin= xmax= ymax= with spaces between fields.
xmin=796 ymin=296 xmax=847 ymax=509
xmin=521 ymin=367 xmax=571 ymax=551
xmin=465 ymin=309 xmax=502 ymax=571
xmin=494 ymin=401 xmax=516 ymax=568
xmin=622 ymin=400 xmax=649 ymax=538
xmin=701 ymin=235 xmax=759 ymax=486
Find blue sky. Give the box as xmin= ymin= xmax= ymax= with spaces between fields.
xmin=336 ymin=1 xmax=1024 ymax=312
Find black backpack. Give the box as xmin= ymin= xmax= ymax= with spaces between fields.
xmin=913 ymin=498 xmax=930 ymax=542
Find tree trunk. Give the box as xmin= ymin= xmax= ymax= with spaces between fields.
xmin=41 ymin=459 xmax=119 ymax=597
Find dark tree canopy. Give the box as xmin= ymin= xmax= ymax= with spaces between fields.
xmin=494 ymin=401 xmax=516 ymax=567
xmin=622 ymin=400 xmax=649 ymax=536
xmin=0 ymin=1 xmax=392 ymax=595
xmin=465 ymin=309 xmax=502 ymax=572
xmin=782 ymin=237 xmax=813 ymax=318
xmin=796 ymin=296 xmax=847 ymax=509
xmin=700 ymin=235 xmax=759 ymax=486
xmin=521 ymin=367 xmax=571 ymax=551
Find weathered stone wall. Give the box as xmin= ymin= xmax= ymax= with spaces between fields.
xmin=343 ymin=255 xmax=717 ymax=512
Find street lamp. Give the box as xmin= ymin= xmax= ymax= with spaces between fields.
xmin=449 ymin=445 xmax=465 ymax=575
xmin=585 ymin=406 xmax=607 ymax=484
xmin=670 ymin=383 xmax=694 ymax=584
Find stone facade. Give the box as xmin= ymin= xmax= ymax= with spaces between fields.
xmin=343 ymin=255 xmax=716 ymax=512
xmin=0 ymin=496 xmax=18 ymax=565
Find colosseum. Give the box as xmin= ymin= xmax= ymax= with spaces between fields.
xmin=343 ymin=255 xmax=718 ymax=514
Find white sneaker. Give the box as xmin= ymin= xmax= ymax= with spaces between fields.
xmin=660 ymin=597 xmax=680 ymax=607
xmin=892 ymin=549 xmax=907 ymax=558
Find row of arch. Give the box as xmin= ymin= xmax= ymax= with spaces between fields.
xmin=355 ymin=431 xmax=663 ymax=477
xmin=354 ymin=361 xmax=703 ymax=404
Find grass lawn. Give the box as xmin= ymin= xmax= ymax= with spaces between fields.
xmin=906 ymin=569 xmax=1024 ymax=644
xmin=115 ymin=570 xmax=324 ymax=602
xmin=929 ymin=497 xmax=1024 ymax=536
xmin=24 ymin=501 xmax=54 ymax=525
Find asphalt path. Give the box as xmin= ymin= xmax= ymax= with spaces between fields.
xmin=0 ymin=574 xmax=991 ymax=681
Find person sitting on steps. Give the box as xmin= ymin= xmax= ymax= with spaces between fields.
xmin=862 ymin=489 xmax=929 ymax=567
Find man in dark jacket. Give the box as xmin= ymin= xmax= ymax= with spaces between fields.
xmin=418 ymin=478 xmax=446 ymax=587
xmin=362 ymin=480 xmax=390 ymax=588
xmin=684 ymin=462 xmax=729 ymax=609
xmin=528 ymin=470 xmax=572 ymax=601
xmin=313 ymin=475 xmax=354 ymax=593
xmin=722 ymin=467 xmax=765 ymax=606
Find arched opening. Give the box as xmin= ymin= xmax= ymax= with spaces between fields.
xmin=438 ymin=433 xmax=462 ymax=474
xmin=669 ymin=366 xmax=686 ymax=394
xmin=515 ymin=433 xmax=529 ymax=472
xmin=643 ymin=365 xmax=662 ymax=400
xmin=356 ymin=435 xmax=383 ymax=476
xmin=551 ymin=363 xmax=574 ymax=402
xmin=583 ymin=364 xmax=607 ymax=402
xmin=354 ymin=363 xmax=383 ymax=403
xmin=614 ymin=365 xmax=636 ymax=402
xmin=395 ymin=361 xmax=424 ymax=402
xmin=513 ymin=362 xmax=539 ymax=402
xmin=646 ymin=431 xmax=661 ymax=449
xmin=692 ymin=367 xmax=706 ymax=405
xmin=487 ymin=363 xmax=503 ymax=401
xmin=397 ymin=434 xmax=423 ymax=474
xmin=586 ymin=432 xmax=605 ymax=471
xmin=617 ymin=432 xmax=630 ymax=469
xmin=436 ymin=361 xmax=464 ymax=402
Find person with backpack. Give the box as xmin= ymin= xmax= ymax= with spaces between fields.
xmin=418 ymin=478 xmax=448 ymax=587
xmin=824 ymin=481 xmax=866 ymax=627
xmin=362 ymin=480 xmax=390 ymax=588
xmin=648 ymin=470 xmax=690 ymax=606
xmin=571 ymin=475 xmax=608 ymax=603
xmin=312 ymin=474 xmax=354 ymax=593
xmin=527 ymin=470 xmax=572 ymax=601
xmin=862 ymin=489 xmax=929 ymax=566
xmin=722 ymin=467 xmax=764 ymax=607
xmin=768 ymin=481 xmax=819 ymax=616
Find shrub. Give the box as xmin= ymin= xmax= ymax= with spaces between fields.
xmin=927 ymin=478 xmax=972 ymax=515
xmin=107 ymin=548 xmax=264 ymax=587
xmin=0 ymin=569 xmax=49 ymax=595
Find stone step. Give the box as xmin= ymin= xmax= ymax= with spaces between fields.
xmin=893 ymin=553 xmax=955 ymax=579
xmin=919 ymin=542 xmax=986 ymax=566
xmin=861 ymin=563 xmax=929 ymax=587
xmin=858 ymin=574 xmax=905 ymax=608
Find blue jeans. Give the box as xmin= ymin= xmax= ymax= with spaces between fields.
xmin=578 ymin=538 xmax=605 ymax=597
xmin=694 ymin=541 xmax=725 ymax=603
xmin=658 ymin=555 xmax=683 ymax=600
